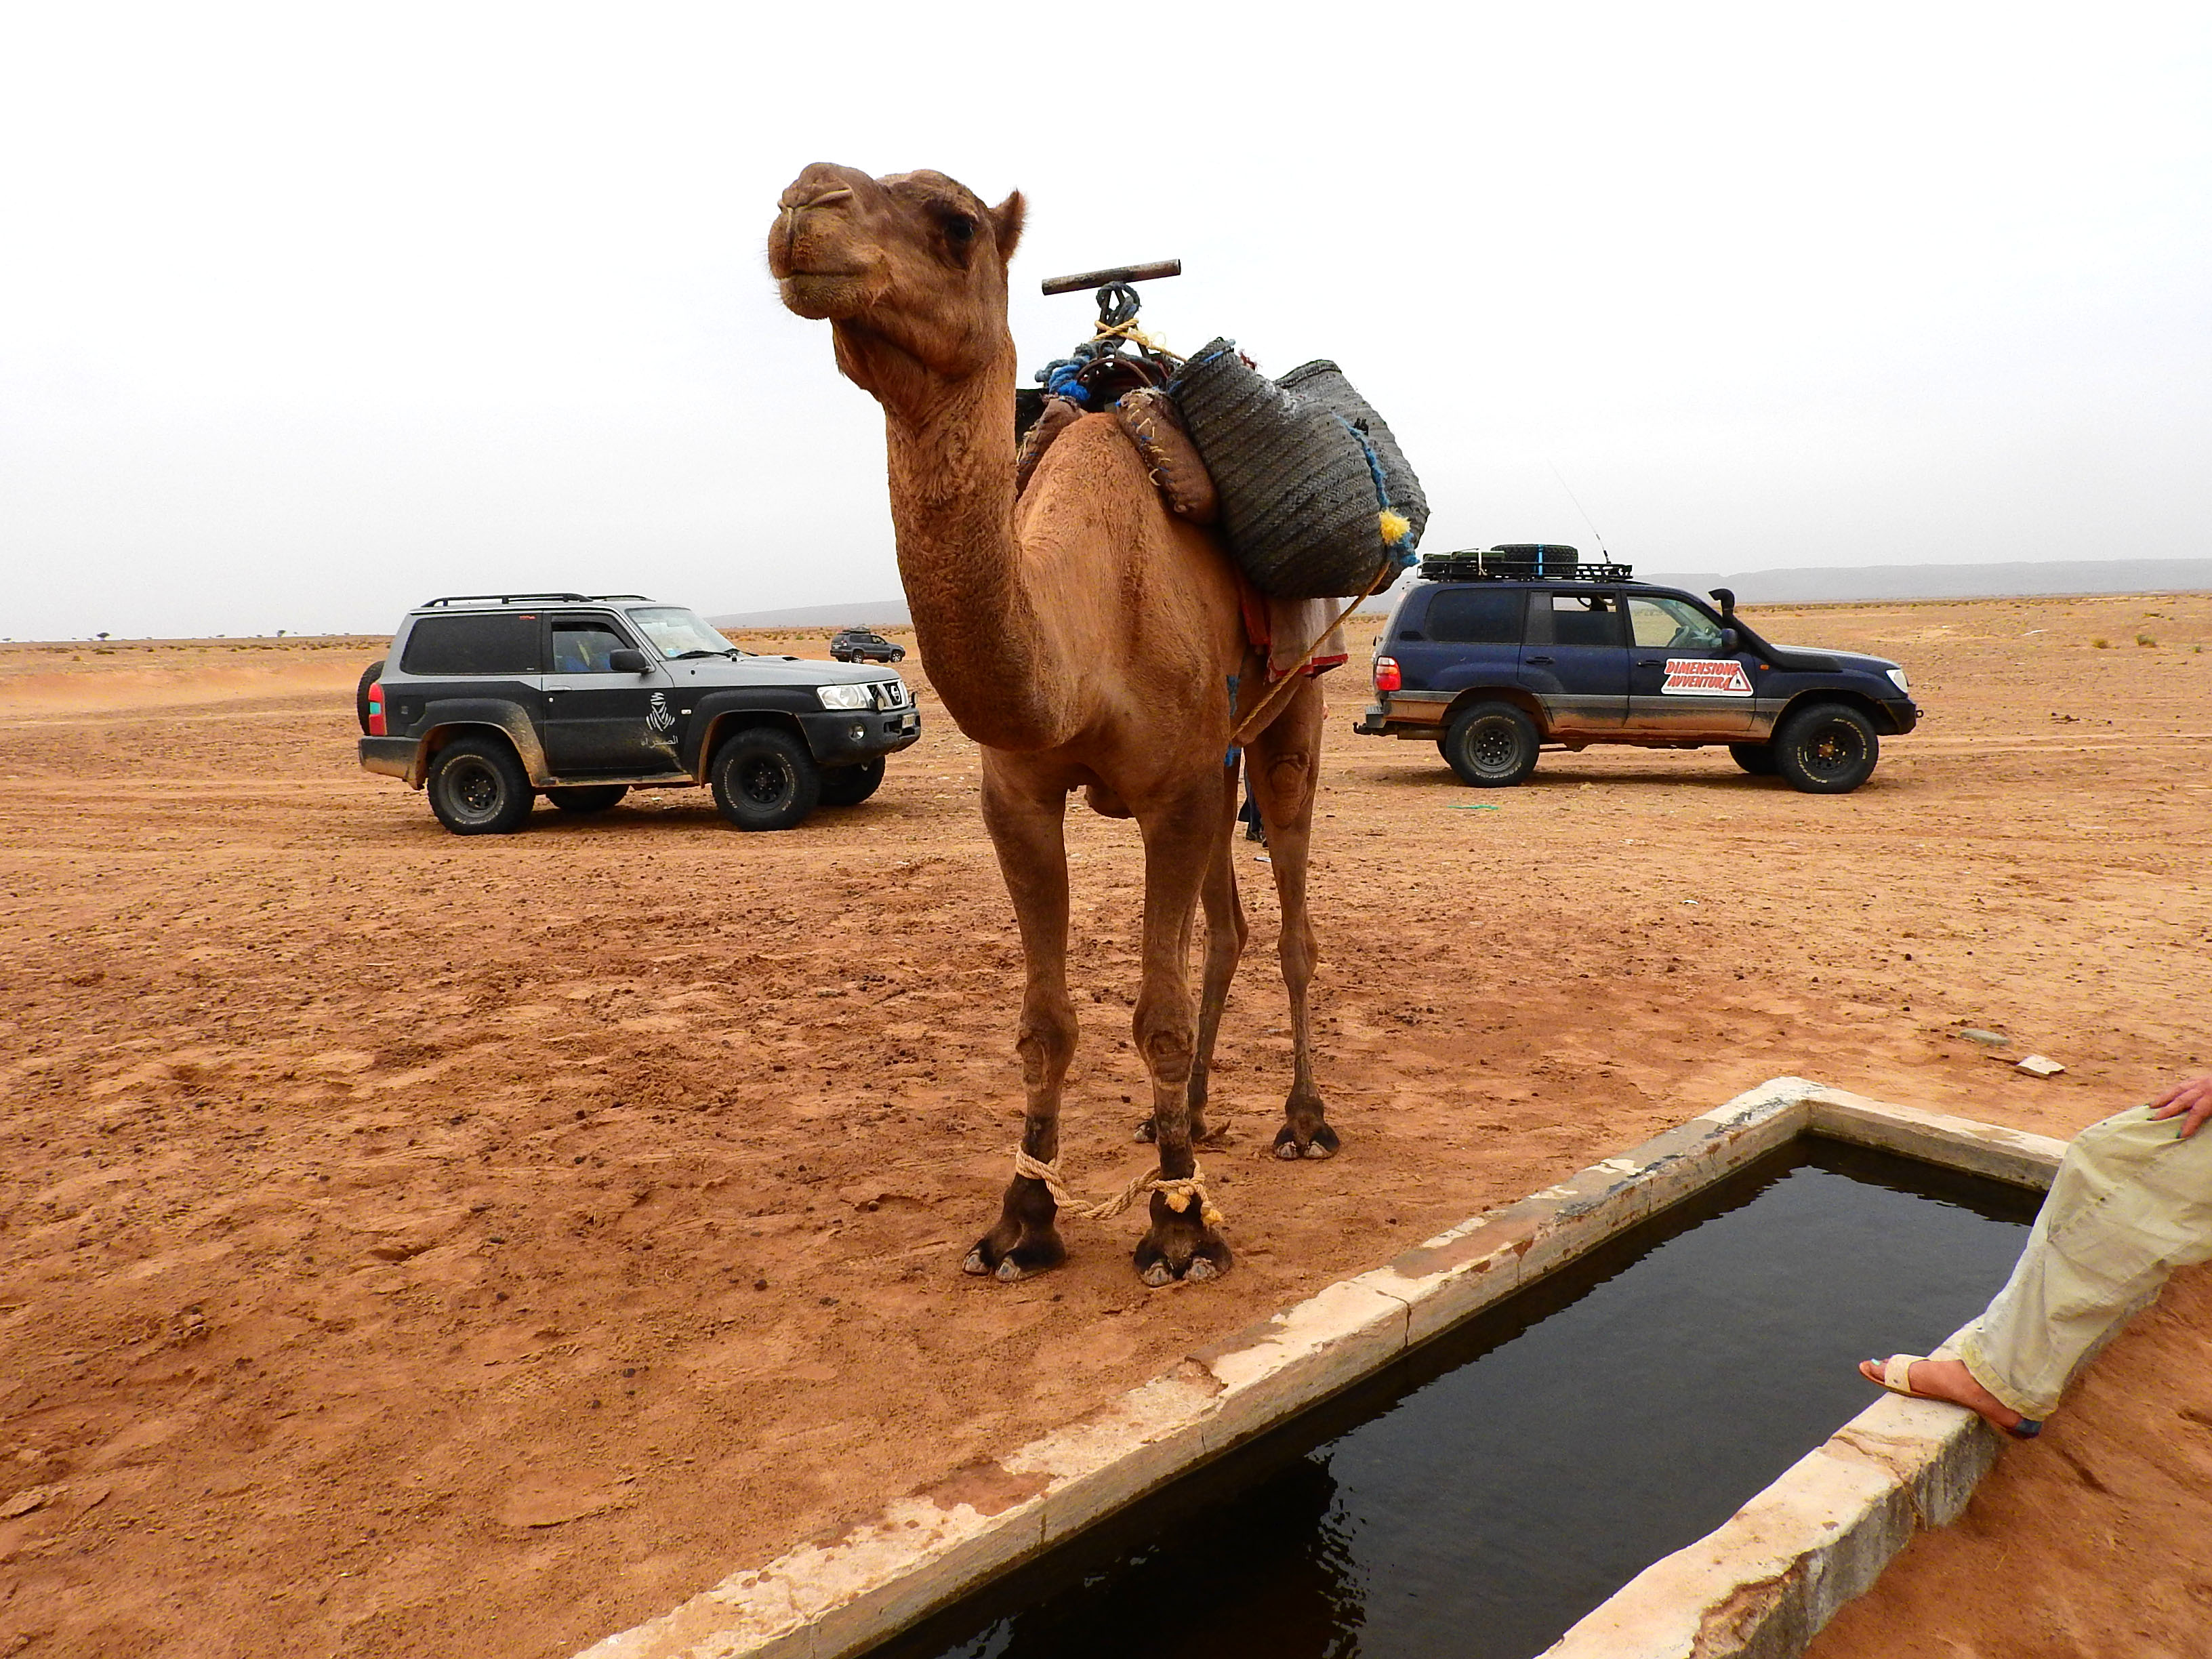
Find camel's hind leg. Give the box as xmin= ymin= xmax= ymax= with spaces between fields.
xmin=1250 ymin=677 xmax=1337 ymax=1160
xmin=1137 ymin=755 xmax=1247 ymax=1148
xmin=964 ymin=763 xmax=1076 ymax=1282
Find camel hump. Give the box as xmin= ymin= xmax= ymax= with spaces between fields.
xmin=1114 ymin=389 xmax=1218 ymax=526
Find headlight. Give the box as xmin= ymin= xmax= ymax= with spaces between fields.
xmin=1886 ymin=668 xmax=1910 ymax=695
xmin=817 ymin=683 xmax=872 ymax=710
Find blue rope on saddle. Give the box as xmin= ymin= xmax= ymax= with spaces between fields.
xmin=1336 ymin=413 xmax=1419 ymax=573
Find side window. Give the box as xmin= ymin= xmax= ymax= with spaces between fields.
xmin=399 ymin=613 xmax=540 ymax=676
xmin=1549 ymin=592 xmax=1624 ymax=648
xmin=551 ymin=616 xmax=637 ymax=674
xmin=1422 ymin=588 xmax=1526 ymax=645
xmin=1627 ymin=596 xmax=1725 ymax=653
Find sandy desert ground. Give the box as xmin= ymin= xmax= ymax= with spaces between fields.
xmin=2 ymin=593 xmax=2209 ymax=1658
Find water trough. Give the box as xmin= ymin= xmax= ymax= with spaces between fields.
xmin=578 ymin=1080 xmax=2066 ymax=1659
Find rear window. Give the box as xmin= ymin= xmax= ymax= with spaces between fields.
xmin=400 ymin=614 xmax=540 ymax=676
xmin=1423 ymin=587 xmax=1526 ymax=644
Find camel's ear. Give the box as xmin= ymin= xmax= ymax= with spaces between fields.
xmin=991 ymin=190 xmax=1025 ymax=263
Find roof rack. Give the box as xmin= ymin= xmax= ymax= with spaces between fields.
xmin=1418 ymin=551 xmax=1637 ymax=583
xmin=590 ymin=594 xmax=657 ymax=602
xmin=419 ymin=593 xmax=591 ymax=608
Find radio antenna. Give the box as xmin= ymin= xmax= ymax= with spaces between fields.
xmin=1547 ymin=461 xmax=1612 ymax=563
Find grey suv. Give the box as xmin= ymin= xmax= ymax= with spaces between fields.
xmin=356 ymin=594 xmax=920 ymax=834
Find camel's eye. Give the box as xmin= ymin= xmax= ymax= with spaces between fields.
xmin=943 ymin=214 xmax=976 ymax=248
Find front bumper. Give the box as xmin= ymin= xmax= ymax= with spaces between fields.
xmin=1885 ymin=699 xmax=1921 ymax=735
xmin=797 ymin=707 xmax=923 ymax=764
xmin=358 ymin=736 xmax=415 ymax=779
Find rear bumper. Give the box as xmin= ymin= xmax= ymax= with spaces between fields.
xmin=797 ymin=708 xmax=923 ymax=764
xmin=1354 ymin=701 xmax=1448 ymax=739
xmin=358 ymin=736 xmax=415 ymax=779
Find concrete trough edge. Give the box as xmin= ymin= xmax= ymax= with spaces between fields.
xmin=575 ymin=1076 xmax=2034 ymax=1659
xmin=1538 ymin=1087 xmax=2062 ymax=1659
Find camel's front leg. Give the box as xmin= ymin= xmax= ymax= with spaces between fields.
xmin=1132 ymin=784 xmax=1233 ymax=1285
xmin=1250 ymin=680 xmax=1338 ymax=1160
xmin=1137 ymin=754 xmax=1246 ymax=1149
xmin=965 ymin=765 xmax=1076 ymax=1282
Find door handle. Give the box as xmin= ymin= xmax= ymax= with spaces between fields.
xmin=1638 ymin=657 xmax=1662 ymax=666
xmin=1526 ymin=655 xmax=1555 ymax=664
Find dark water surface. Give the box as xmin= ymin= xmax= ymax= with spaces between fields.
xmin=872 ymin=1136 xmax=2041 ymax=1659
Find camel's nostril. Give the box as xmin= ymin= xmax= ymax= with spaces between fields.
xmin=781 ymin=186 xmax=853 ymax=215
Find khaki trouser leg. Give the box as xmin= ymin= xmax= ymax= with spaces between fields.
xmin=1952 ymin=1105 xmax=2212 ymax=1419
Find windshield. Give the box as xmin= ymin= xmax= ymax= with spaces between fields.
xmin=628 ymin=607 xmax=739 ymax=659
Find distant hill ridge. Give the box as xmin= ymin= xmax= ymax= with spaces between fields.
xmin=710 ymin=558 xmax=2212 ymax=631
xmin=1635 ymin=557 xmax=2212 ymax=605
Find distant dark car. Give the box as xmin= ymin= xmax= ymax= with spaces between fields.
xmin=1355 ymin=547 xmax=1919 ymax=794
xmin=829 ymin=628 xmax=906 ymax=664
xmin=356 ymin=593 xmax=919 ymax=834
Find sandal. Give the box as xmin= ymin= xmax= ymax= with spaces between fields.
xmin=1863 ymin=1353 xmax=2041 ymax=1439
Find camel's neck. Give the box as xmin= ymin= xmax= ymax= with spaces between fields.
xmin=880 ymin=346 xmax=1071 ymax=750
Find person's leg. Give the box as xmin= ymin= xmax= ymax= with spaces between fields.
xmin=1954 ymin=1105 xmax=2212 ymax=1418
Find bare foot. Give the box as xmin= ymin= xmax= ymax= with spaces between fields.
xmin=1860 ymin=1356 xmax=2038 ymax=1437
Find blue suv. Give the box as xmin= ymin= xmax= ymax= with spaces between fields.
xmin=1353 ymin=547 xmax=1919 ymax=793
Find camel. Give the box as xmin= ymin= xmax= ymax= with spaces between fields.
xmin=769 ymin=163 xmax=1340 ymax=1285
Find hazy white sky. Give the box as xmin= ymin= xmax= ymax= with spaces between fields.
xmin=3 ymin=1 xmax=2207 ymax=639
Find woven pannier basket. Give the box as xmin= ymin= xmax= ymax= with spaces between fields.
xmin=1275 ymin=359 xmax=1429 ymax=549
xmin=1169 ymin=340 xmax=1427 ymax=600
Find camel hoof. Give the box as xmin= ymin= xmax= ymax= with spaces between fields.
xmin=1139 ymin=1259 xmax=1176 ymax=1288
xmin=1186 ymin=1256 xmax=1221 ymax=1282
xmin=994 ymin=1258 xmax=1029 ymax=1283
xmin=1132 ymin=1117 xmax=1156 ymax=1144
xmin=961 ymin=1248 xmax=990 ymax=1276
xmin=1273 ymin=1121 xmax=1342 ymax=1161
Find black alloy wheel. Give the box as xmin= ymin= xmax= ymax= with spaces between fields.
xmin=545 ymin=785 xmax=629 ymax=815
xmin=818 ymin=757 xmax=886 ymax=807
xmin=1443 ymin=701 xmax=1541 ymax=787
xmin=1773 ymin=703 xmax=1879 ymax=794
xmin=711 ymin=728 xmax=821 ymax=830
xmin=426 ymin=738 xmax=534 ymax=834
xmin=1729 ymin=743 xmax=1780 ymax=776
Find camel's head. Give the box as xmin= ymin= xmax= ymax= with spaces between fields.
xmin=769 ymin=163 xmax=1025 ymax=401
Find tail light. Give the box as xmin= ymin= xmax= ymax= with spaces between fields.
xmin=367 ymin=682 xmax=387 ymax=736
xmin=1373 ymin=656 xmax=1401 ymax=693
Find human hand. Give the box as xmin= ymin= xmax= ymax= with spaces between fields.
xmin=2148 ymin=1075 xmax=2212 ymax=1141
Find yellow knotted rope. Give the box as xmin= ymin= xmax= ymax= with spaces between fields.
xmin=1012 ymin=1147 xmax=1224 ymax=1231
xmin=1090 ymin=316 xmax=1179 ymax=361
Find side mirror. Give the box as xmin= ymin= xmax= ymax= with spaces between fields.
xmin=1720 ymin=628 xmax=1739 ymax=654
xmin=608 ymin=648 xmax=650 ymax=674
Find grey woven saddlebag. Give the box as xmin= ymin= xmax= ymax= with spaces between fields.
xmin=1169 ymin=339 xmax=1423 ymax=599
xmin=1275 ymin=359 xmax=1428 ymax=548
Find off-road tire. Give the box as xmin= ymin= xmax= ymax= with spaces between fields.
xmin=1773 ymin=703 xmax=1879 ymax=794
xmin=1443 ymin=701 xmax=1541 ymax=787
xmin=545 ymin=785 xmax=628 ymax=815
xmin=818 ymin=758 xmax=885 ymax=807
xmin=711 ymin=728 xmax=820 ymax=831
xmin=426 ymin=738 xmax=534 ymax=834
xmin=1729 ymin=743 xmax=1779 ymax=776
xmin=356 ymin=659 xmax=384 ymax=735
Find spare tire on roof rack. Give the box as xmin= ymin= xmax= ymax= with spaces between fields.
xmin=1420 ymin=545 xmax=1624 ymax=581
